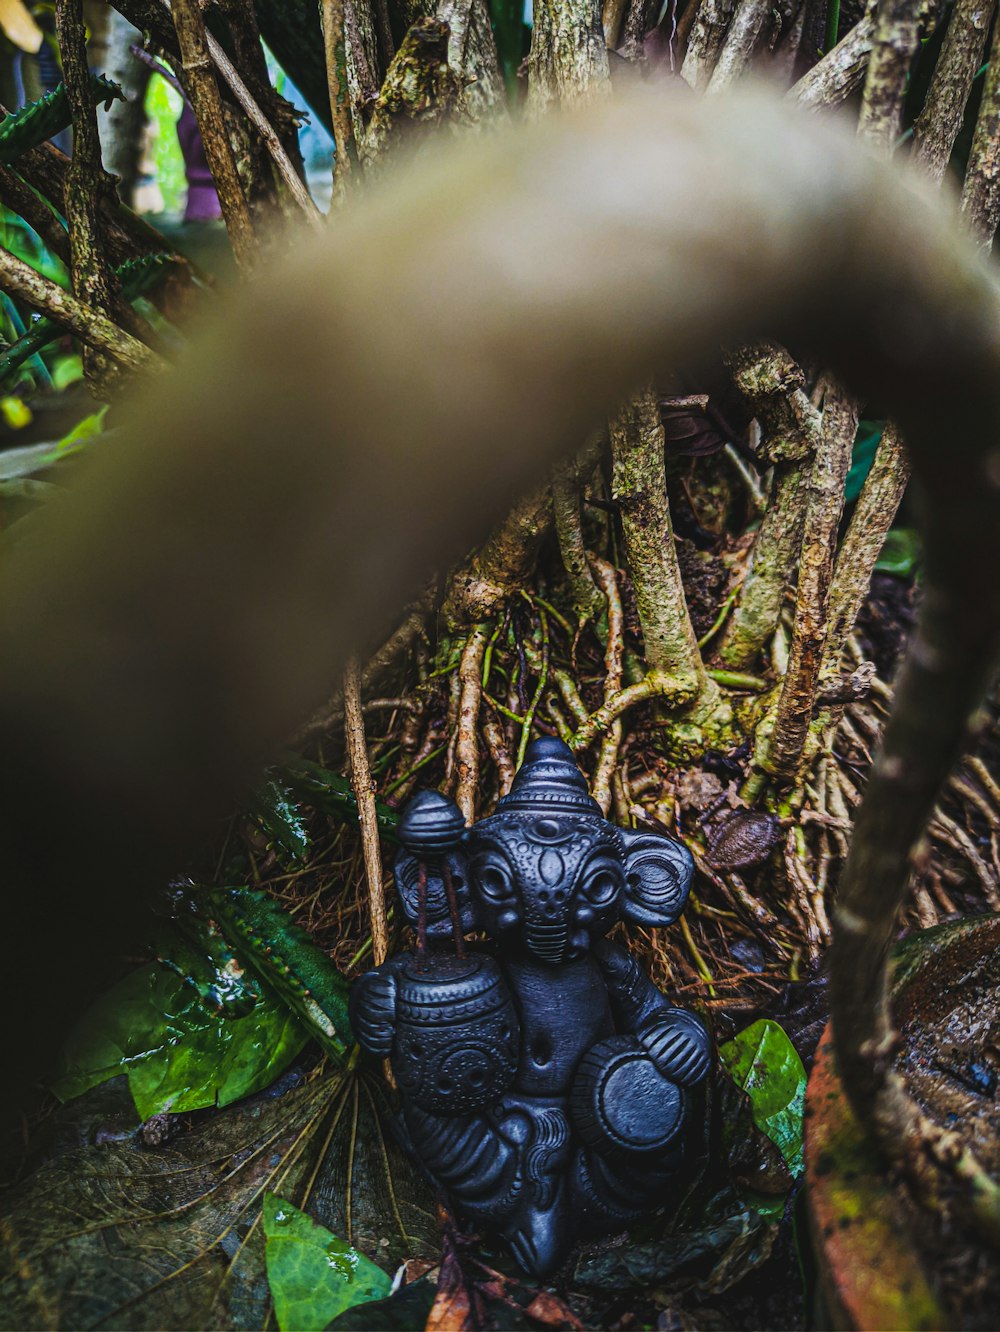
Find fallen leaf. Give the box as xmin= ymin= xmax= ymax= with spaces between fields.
xmin=263 ymin=1193 xmax=391 ymax=1331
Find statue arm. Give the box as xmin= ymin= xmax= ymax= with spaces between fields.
xmin=594 ymin=938 xmax=710 ymax=1086
xmin=347 ymin=954 xmax=408 ymax=1057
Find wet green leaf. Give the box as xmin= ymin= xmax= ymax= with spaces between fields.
xmin=248 ymin=777 xmax=311 ymax=866
xmin=263 ymin=1193 xmax=391 ymax=1331
xmin=52 ymin=946 xmax=307 ymax=1120
xmin=281 ymin=753 xmax=400 ymax=843
xmin=210 ymin=887 xmax=353 ymax=1063
xmin=719 ymin=1018 xmax=806 ymax=1177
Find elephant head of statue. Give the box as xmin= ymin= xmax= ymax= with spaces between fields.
xmin=393 ymin=736 xmax=694 ymax=964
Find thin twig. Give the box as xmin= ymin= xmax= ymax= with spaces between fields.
xmin=454 ymin=625 xmax=489 ymax=822
xmin=590 ymin=556 xmax=623 ymax=814
xmin=343 ymin=655 xmax=388 ymax=966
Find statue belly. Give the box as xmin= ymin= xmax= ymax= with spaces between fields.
xmin=501 ymin=953 xmax=615 ymax=1096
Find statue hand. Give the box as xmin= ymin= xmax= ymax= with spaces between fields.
xmin=637 ymin=1010 xmax=711 ymax=1086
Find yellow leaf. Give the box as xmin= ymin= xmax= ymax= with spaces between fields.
xmin=0 ymin=0 xmax=43 ymax=53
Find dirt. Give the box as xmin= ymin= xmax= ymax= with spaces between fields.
xmin=852 ymin=572 xmax=917 ymax=680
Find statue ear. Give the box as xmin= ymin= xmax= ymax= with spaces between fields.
xmin=393 ymin=789 xmax=480 ymax=937
xmin=618 ymin=828 xmax=694 ymax=927
xmin=394 ymin=849 xmax=481 ymax=938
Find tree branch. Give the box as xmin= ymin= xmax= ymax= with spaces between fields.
xmin=170 ymin=0 xmax=257 ymax=271
xmin=0 ymin=244 xmax=161 ymax=371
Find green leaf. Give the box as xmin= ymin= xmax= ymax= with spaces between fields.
xmin=281 ymin=753 xmax=400 ymax=843
xmin=248 ymin=776 xmax=311 ymax=866
xmin=52 ymin=943 xmax=307 ymax=1120
xmin=263 ymin=1194 xmax=392 ymax=1332
xmin=875 ymin=527 xmax=921 ymax=579
xmin=0 ymin=74 xmax=125 ymax=164
xmin=210 ymin=887 xmax=353 ymax=1062
xmin=51 ymin=352 xmax=83 ymax=390
xmin=845 ymin=419 xmax=884 ymax=504
xmin=719 ymin=1019 xmax=806 ymax=1178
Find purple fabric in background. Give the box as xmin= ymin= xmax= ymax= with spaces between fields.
xmin=176 ymin=102 xmax=222 ymax=223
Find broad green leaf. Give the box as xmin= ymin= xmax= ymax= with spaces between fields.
xmin=52 ymin=942 xmax=307 ymax=1120
xmin=263 ymin=1194 xmax=392 ymax=1331
xmin=51 ymin=352 xmax=83 ymax=391
xmin=719 ymin=1019 xmax=806 ymax=1177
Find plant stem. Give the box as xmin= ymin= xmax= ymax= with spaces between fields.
xmin=790 ymin=2 xmax=875 ymax=110
xmin=759 ymin=379 xmax=857 ymax=780
xmin=706 ymin=0 xmax=770 ymax=92
xmin=822 ymin=424 xmax=910 ymax=681
xmin=824 ymin=0 xmax=840 ymax=53
xmin=708 ymin=669 xmax=767 ymax=692
xmin=0 ymin=244 xmax=159 ymax=371
xmin=961 ymin=8 xmax=1000 ymax=247
xmin=857 ymin=0 xmax=929 ymax=152
xmin=680 ymin=0 xmax=737 ymax=92
xmin=343 ymin=655 xmax=388 ymax=966
xmin=719 ymin=340 xmax=821 ymax=669
xmin=610 ymin=388 xmax=704 ymax=693
xmin=454 ymin=625 xmax=489 ymax=821
xmin=442 ymin=484 xmax=552 ymax=628
xmin=517 ymin=608 xmax=549 ymax=768
xmin=322 ymin=0 xmax=358 ymax=201
xmin=589 ymin=556 xmax=622 ymax=813
xmin=55 ymin=0 xmax=118 ymax=385
xmin=912 ymin=0 xmax=997 ymax=185
xmin=170 ymin=0 xmax=257 ymax=272
xmin=552 ymin=440 xmax=604 ymax=623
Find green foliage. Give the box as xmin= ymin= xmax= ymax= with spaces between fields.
xmin=875 ymin=527 xmax=921 ymax=578
xmin=488 ymin=0 xmax=530 ymax=97
xmin=145 ymin=72 xmax=188 ymax=215
xmin=845 ymin=419 xmax=884 ymax=504
xmin=0 ymin=74 xmax=125 ymax=164
xmin=210 ymin=887 xmax=354 ymax=1062
xmin=249 ymin=777 xmax=311 ymax=866
xmin=719 ymin=1018 xmax=806 ymax=1179
xmin=52 ymin=929 xmax=307 ymax=1120
xmin=0 ymin=1076 xmax=341 ymax=1329
xmin=281 ymin=753 xmax=400 ymax=842
xmin=263 ymin=1194 xmax=392 ymax=1332
xmin=0 ymin=253 xmax=175 ymax=385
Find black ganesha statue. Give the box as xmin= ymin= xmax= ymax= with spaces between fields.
xmin=349 ymin=737 xmax=711 ymax=1277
